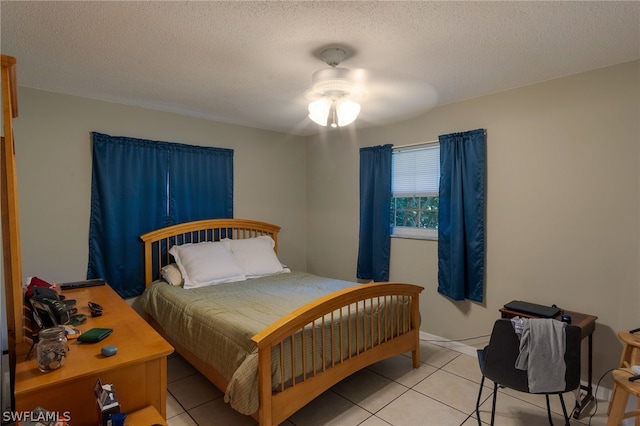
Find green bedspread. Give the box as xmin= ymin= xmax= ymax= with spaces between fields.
xmin=141 ymin=271 xmax=361 ymax=414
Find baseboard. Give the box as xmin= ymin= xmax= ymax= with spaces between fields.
xmin=419 ymin=330 xmax=479 ymax=357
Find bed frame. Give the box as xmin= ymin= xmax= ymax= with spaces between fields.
xmin=141 ymin=218 xmax=424 ymax=426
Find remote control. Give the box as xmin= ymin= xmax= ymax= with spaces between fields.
xmin=629 ymin=374 xmax=640 ymax=382
xmin=59 ymin=279 xmax=105 ymax=290
xmin=630 ymin=327 xmax=640 ymax=334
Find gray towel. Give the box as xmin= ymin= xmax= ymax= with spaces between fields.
xmin=514 ymin=318 xmax=567 ymax=393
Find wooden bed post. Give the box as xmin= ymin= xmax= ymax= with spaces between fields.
xmin=411 ymin=294 xmax=421 ymax=368
xmin=143 ymin=239 xmax=153 ymax=285
xmin=257 ymin=348 xmax=273 ymax=426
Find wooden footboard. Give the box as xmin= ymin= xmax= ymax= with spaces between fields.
xmin=252 ymin=282 xmax=423 ymax=426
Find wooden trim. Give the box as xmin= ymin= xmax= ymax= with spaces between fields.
xmin=2 ymin=57 xmax=18 ymax=118
xmin=1 ymin=55 xmax=26 ymax=414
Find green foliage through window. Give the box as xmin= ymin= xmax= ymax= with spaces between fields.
xmin=390 ymin=196 xmax=439 ymax=229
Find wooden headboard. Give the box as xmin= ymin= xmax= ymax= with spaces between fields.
xmin=140 ymin=218 xmax=281 ymax=286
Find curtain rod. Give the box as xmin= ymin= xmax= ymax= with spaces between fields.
xmin=393 ymin=139 xmax=438 ymax=150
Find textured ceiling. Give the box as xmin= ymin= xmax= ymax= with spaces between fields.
xmin=1 ymin=1 xmax=639 ymax=136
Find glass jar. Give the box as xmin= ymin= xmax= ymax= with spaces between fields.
xmin=36 ymin=326 xmax=68 ymax=372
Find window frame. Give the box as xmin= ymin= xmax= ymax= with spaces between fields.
xmin=391 ymin=142 xmax=440 ymax=241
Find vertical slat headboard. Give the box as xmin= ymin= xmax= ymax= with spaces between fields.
xmin=140 ymin=219 xmax=281 ymax=286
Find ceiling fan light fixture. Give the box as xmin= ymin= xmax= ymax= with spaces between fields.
xmin=335 ymin=99 xmax=360 ymax=126
xmin=307 ymin=97 xmax=361 ymax=128
xmin=306 ymin=47 xmax=363 ymax=128
xmin=308 ymin=97 xmax=332 ymax=126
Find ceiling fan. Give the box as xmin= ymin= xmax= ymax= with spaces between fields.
xmin=304 ymin=46 xmax=438 ymax=129
xmin=305 ymin=47 xmax=364 ymax=128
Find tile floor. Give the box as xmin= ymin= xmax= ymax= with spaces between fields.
xmin=164 ymin=340 xmax=611 ymax=426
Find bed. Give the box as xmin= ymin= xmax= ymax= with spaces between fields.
xmin=140 ymin=218 xmax=424 ymax=426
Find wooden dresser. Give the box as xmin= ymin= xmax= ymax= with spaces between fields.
xmin=15 ymin=283 xmax=174 ymax=425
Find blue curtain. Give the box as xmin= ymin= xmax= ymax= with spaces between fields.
xmin=438 ymin=129 xmax=486 ymax=302
xmin=168 ymin=143 xmax=233 ymax=224
xmin=88 ymin=132 xmax=233 ymax=297
xmin=357 ymin=144 xmax=392 ymax=282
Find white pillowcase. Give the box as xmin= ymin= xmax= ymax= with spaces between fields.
xmin=169 ymin=241 xmax=246 ymax=289
xmin=160 ymin=263 xmax=184 ymax=286
xmin=223 ymin=236 xmax=285 ymax=278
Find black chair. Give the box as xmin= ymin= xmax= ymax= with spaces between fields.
xmin=476 ymin=318 xmax=581 ymax=425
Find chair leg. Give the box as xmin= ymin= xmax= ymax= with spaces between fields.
xmin=609 ymin=383 xmax=618 ymax=415
xmin=490 ymin=382 xmax=498 ymax=426
xmin=476 ymin=375 xmax=485 ymax=426
xmin=559 ymin=393 xmax=570 ymax=426
xmin=545 ymin=394 xmax=554 ymax=425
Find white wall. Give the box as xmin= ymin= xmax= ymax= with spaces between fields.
xmin=306 ymin=60 xmax=640 ymax=383
xmin=13 ymin=88 xmax=308 ymax=284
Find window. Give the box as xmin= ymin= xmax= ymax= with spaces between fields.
xmin=391 ymin=144 xmax=440 ymax=239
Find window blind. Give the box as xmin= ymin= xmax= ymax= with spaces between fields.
xmin=392 ymin=145 xmax=440 ymax=196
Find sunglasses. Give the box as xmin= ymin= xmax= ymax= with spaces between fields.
xmin=88 ymin=301 xmax=103 ymax=317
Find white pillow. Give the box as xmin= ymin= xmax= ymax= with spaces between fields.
xmin=160 ymin=263 xmax=184 ymax=286
xmin=169 ymin=241 xmax=246 ymax=289
xmin=223 ymin=236 xmax=284 ymax=278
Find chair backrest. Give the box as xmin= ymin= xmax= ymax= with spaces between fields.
xmin=483 ymin=318 xmax=581 ymax=394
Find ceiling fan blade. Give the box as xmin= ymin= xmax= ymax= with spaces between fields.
xmin=350 ymin=67 xmax=439 ymax=123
